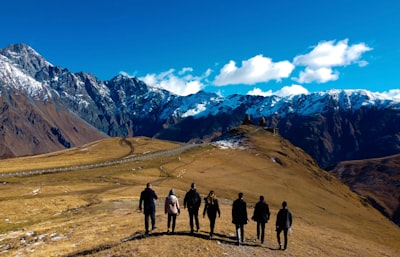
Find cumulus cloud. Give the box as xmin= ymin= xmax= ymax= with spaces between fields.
xmin=294 ymin=39 xmax=372 ymax=68
xmin=139 ymin=67 xmax=209 ymax=96
xmin=293 ymin=39 xmax=372 ymax=83
xmin=296 ymin=67 xmax=339 ymax=83
xmin=213 ymin=55 xmax=295 ymax=86
xmin=247 ymin=84 xmax=309 ymax=97
xmin=247 ymin=88 xmax=273 ymax=97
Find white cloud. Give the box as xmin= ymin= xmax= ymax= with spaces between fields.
xmin=276 ymin=84 xmax=309 ymax=97
xmin=213 ymin=55 xmax=295 ymax=86
xmin=178 ymin=67 xmax=193 ymax=75
xmin=247 ymin=84 xmax=309 ymax=97
xmin=139 ymin=68 xmax=209 ymax=96
xmin=293 ymin=39 xmax=372 ymax=83
xmin=293 ymin=39 xmax=372 ymax=68
xmin=295 ymin=67 xmax=339 ymax=83
xmin=247 ymin=88 xmax=273 ymax=97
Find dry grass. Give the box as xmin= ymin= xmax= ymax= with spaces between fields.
xmin=0 ymin=125 xmax=399 ymax=257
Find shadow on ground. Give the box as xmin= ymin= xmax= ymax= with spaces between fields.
xmin=63 ymin=230 xmax=277 ymax=257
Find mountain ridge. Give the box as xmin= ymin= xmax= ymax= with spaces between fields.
xmin=1 ymin=43 xmax=400 ymax=225
xmin=1 ymin=43 xmax=399 ymax=167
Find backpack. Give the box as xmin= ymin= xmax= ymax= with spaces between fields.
xmin=187 ymin=190 xmax=200 ymax=208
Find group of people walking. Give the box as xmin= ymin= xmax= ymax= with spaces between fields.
xmin=139 ymin=182 xmax=293 ymax=250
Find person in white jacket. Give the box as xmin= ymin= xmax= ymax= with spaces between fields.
xmin=165 ymin=188 xmax=180 ymax=233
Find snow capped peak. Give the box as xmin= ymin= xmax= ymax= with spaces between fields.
xmin=0 ymin=44 xmax=53 ymax=78
xmin=0 ymin=56 xmax=48 ymax=98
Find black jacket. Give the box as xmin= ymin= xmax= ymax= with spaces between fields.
xmin=203 ymin=199 xmax=221 ymax=218
xmin=276 ymin=207 xmax=292 ymax=229
xmin=184 ymin=189 xmax=201 ymax=210
xmin=139 ymin=188 xmax=158 ymax=213
xmin=252 ymin=200 xmax=270 ymax=223
xmin=232 ymin=198 xmax=248 ymax=225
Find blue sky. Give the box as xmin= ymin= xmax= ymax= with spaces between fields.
xmin=1 ymin=0 xmax=399 ymax=98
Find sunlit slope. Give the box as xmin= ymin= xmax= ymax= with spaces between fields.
xmin=0 ymin=137 xmax=180 ymax=174
xmin=0 ymin=125 xmax=399 ymax=257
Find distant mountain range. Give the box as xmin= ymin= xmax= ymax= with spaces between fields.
xmin=1 ymin=43 xmax=400 ymax=169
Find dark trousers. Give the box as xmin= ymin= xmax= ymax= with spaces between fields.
xmin=257 ymin=221 xmax=266 ymax=243
xmin=235 ymin=224 xmax=245 ymax=243
xmin=188 ymin=208 xmax=200 ymax=232
xmin=276 ymin=228 xmax=288 ymax=249
xmin=167 ymin=213 xmax=177 ymax=232
xmin=144 ymin=210 xmax=155 ymax=233
xmin=207 ymin=214 xmax=216 ymax=236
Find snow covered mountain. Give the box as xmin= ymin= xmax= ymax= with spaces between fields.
xmin=1 ymin=44 xmax=399 ymax=167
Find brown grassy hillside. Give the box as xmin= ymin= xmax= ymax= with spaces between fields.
xmin=330 ymin=154 xmax=400 ymax=225
xmin=0 ymin=125 xmax=399 ymax=257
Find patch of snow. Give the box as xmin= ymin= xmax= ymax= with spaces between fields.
xmin=181 ymin=103 xmax=207 ymax=117
xmin=212 ymin=140 xmax=247 ymax=150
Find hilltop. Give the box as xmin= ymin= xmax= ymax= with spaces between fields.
xmin=0 ymin=125 xmax=399 ymax=256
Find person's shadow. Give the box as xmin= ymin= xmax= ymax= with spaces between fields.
xmin=64 ymin=230 xmax=275 ymax=257
xmin=124 ymin=230 xmax=276 ymax=249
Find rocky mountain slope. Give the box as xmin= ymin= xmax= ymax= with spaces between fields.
xmin=330 ymin=154 xmax=400 ymax=226
xmin=1 ymin=43 xmax=399 ymax=169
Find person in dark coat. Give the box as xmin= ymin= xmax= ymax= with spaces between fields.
xmin=275 ymin=201 xmax=293 ymax=250
xmin=183 ymin=182 xmax=201 ymax=233
xmin=139 ymin=182 xmax=158 ymax=235
xmin=252 ymin=195 xmax=270 ymax=244
xmin=232 ymin=192 xmax=248 ymax=245
xmin=203 ymin=190 xmax=221 ymax=239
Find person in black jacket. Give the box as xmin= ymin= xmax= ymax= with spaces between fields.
xmin=203 ymin=190 xmax=221 ymax=239
xmin=275 ymin=201 xmax=293 ymax=250
xmin=183 ymin=182 xmax=201 ymax=234
xmin=139 ymin=183 xmax=158 ymax=235
xmin=252 ymin=195 xmax=270 ymax=244
xmin=232 ymin=192 xmax=248 ymax=245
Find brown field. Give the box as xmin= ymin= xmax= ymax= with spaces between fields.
xmin=0 ymin=125 xmax=399 ymax=257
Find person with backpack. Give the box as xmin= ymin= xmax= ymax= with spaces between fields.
xmin=139 ymin=182 xmax=158 ymax=235
xmin=232 ymin=192 xmax=248 ymax=245
xmin=164 ymin=188 xmax=180 ymax=234
xmin=203 ymin=190 xmax=221 ymax=239
xmin=183 ymin=182 xmax=201 ymax=234
xmin=275 ymin=201 xmax=293 ymax=250
xmin=252 ymin=195 xmax=270 ymax=244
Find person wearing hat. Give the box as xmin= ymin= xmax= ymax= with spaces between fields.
xmin=183 ymin=182 xmax=201 ymax=234
xmin=164 ymin=188 xmax=180 ymax=234
xmin=203 ymin=190 xmax=221 ymax=239
xmin=275 ymin=201 xmax=293 ymax=250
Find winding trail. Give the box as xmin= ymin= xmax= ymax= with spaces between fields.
xmin=0 ymin=143 xmax=201 ymax=178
